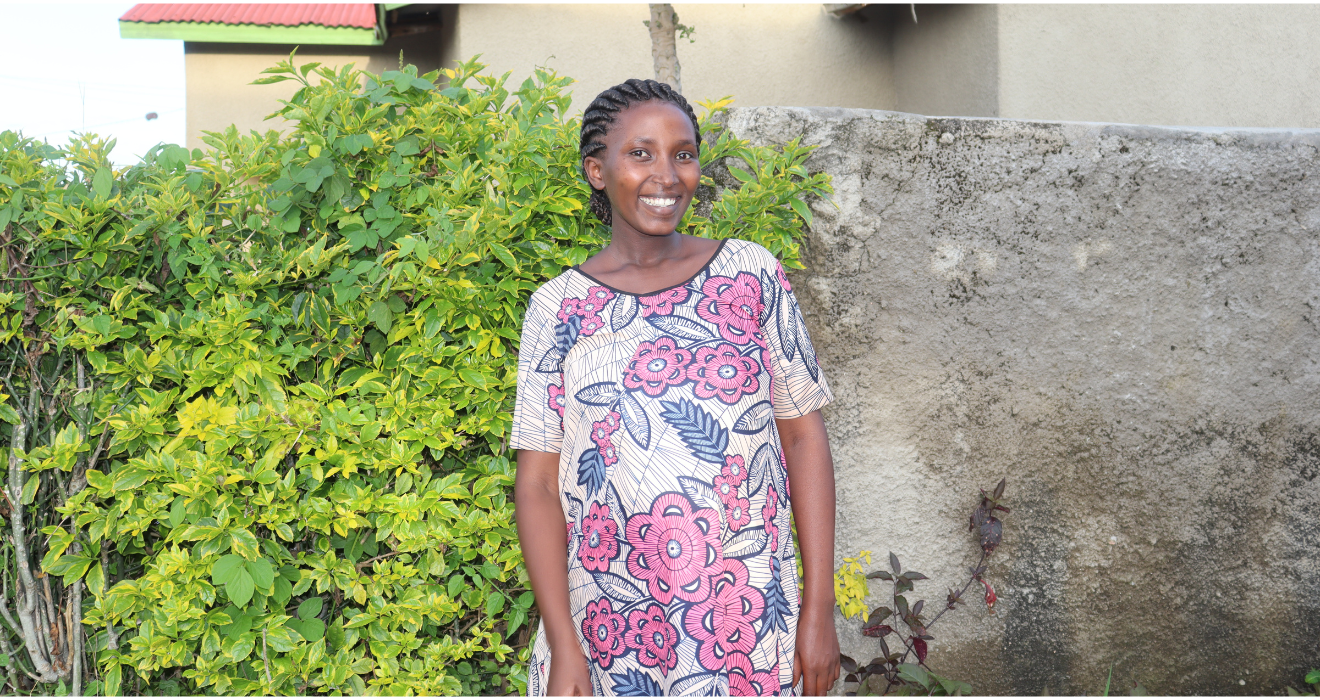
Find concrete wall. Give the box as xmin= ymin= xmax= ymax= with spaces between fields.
xmin=996 ymin=4 xmax=1320 ymax=128
xmin=447 ymin=3 xmax=894 ymax=116
xmin=726 ymin=106 xmax=1320 ymax=694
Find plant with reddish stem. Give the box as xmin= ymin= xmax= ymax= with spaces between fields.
xmin=839 ymin=479 xmax=1010 ymax=696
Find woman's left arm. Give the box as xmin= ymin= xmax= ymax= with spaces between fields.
xmin=778 ymin=409 xmax=840 ymax=696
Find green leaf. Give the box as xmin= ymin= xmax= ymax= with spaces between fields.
xmin=92 ymin=168 xmax=112 ymax=200
xmin=247 ymin=558 xmax=275 ymax=592
xmin=291 ymin=617 xmax=325 ymax=642
xmin=226 ymin=568 xmax=255 ymax=607
xmin=230 ymin=529 xmax=261 ymax=559
xmin=457 ymin=368 xmax=486 ymax=389
xmin=272 ymin=575 xmax=293 ymax=606
xmin=20 ymin=474 xmax=38 ymax=505
xmin=487 ymin=241 xmax=517 ymax=269
xmin=485 ymin=590 xmax=505 ymax=616
xmin=728 ymin=166 xmax=754 ymax=183
xmin=789 ymin=196 xmax=813 ymax=226
xmin=212 ymin=554 xmax=246 ymax=586
xmin=298 ymin=596 xmax=324 ymax=621
xmin=368 ymin=300 xmax=393 ymax=335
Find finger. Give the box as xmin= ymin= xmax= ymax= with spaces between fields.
xmin=793 ymin=651 xmax=804 ymax=691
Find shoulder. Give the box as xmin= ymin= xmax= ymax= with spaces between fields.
xmin=720 ymin=238 xmax=784 ymax=274
xmin=525 ymin=269 xmax=581 ymax=315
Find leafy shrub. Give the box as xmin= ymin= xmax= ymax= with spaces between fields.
xmin=0 ymin=56 xmax=830 ymax=695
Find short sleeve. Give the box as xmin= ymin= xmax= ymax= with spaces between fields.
xmin=757 ymin=248 xmax=833 ymax=419
xmin=510 ymin=287 xmax=566 ymax=453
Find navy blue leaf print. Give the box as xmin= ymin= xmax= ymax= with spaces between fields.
xmin=534 ymin=347 xmax=563 ymax=373
xmin=759 ymin=268 xmax=779 ymax=321
xmin=611 ymin=294 xmax=639 ymax=332
xmin=797 ymin=310 xmax=821 ymax=382
xmin=577 ymin=447 xmax=606 ymax=497
xmin=554 ymin=315 xmax=582 ymax=356
xmin=723 ymin=525 xmax=768 ymax=560
xmin=592 ymin=571 xmax=646 ymax=603
xmin=667 ymin=673 xmax=720 ymax=697
xmin=647 ymin=314 xmax=716 ymax=342
xmin=746 ymin=443 xmax=777 ymax=498
xmin=776 ymin=292 xmax=799 ymax=363
xmin=677 ymin=475 xmax=722 ymax=513
xmin=762 ymin=556 xmax=792 ymax=635
xmin=619 ymin=391 xmax=651 ymax=450
xmin=576 ymin=381 xmax=621 ymax=406
xmin=610 ymin=669 xmax=663 ymax=696
xmin=659 ymin=398 xmax=728 ymax=464
xmin=732 ymin=400 xmax=774 ymax=435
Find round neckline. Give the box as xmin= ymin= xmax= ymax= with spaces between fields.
xmin=570 ymin=238 xmax=730 ymax=298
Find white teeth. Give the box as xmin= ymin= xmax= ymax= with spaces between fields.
xmin=640 ymin=196 xmax=678 ymax=207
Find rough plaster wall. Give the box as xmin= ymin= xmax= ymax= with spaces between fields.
xmin=450 ymin=4 xmax=895 ymax=117
xmin=997 ymin=4 xmax=1320 ymax=128
xmin=727 ymin=107 xmax=1320 ymax=694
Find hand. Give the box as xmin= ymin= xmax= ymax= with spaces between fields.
xmin=794 ymin=602 xmax=841 ymax=696
xmin=547 ymin=642 xmax=592 ymax=696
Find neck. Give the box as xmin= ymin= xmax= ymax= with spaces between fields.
xmin=605 ymin=226 xmax=684 ymax=267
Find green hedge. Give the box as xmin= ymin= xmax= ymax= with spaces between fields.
xmin=0 ymin=56 xmax=830 ymax=695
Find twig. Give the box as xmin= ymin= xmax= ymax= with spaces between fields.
xmin=354 ymin=551 xmax=399 ymax=571
xmin=100 ymin=549 xmax=118 ymax=651
xmin=261 ymin=628 xmax=272 ymax=686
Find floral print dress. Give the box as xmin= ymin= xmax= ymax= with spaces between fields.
xmin=511 ymin=238 xmax=832 ymax=696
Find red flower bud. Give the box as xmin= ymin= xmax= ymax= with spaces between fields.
xmin=983 ymin=579 xmax=997 ymax=612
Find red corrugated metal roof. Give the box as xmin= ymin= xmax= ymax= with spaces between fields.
xmin=120 ymin=4 xmax=377 ymax=29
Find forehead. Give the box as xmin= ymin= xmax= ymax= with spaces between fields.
xmin=606 ymin=100 xmax=696 ymax=145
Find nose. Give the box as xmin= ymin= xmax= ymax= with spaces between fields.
xmin=651 ymin=155 xmax=679 ymax=187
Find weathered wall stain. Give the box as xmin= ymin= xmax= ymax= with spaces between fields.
xmin=727 ymin=107 xmax=1320 ymax=694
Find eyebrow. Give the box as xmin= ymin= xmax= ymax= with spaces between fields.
xmin=626 ymin=136 xmax=698 ymax=147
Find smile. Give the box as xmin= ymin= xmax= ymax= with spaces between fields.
xmin=640 ymin=196 xmax=678 ymax=207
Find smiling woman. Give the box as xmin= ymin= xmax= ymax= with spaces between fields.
xmin=512 ymin=79 xmax=841 ymax=697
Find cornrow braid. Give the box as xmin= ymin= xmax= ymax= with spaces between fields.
xmin=579 ymin=78 xmax=702 ymax=226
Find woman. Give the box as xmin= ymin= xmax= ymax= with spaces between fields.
xmin=512 ymin=78 xmax=839 ymax=696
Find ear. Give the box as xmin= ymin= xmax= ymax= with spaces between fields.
xmin=583 ymin=155 xmax=607 ymax=192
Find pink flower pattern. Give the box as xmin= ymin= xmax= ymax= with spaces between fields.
xmin=625 ymin=604 xmax=679 ymax=676
xmin=684 ymin=558 xmax=766 ymax=671
xmin=622 ymin=337 xmax=692 ymax=397
xmin=763 ymin=486 xmax=779 ymax=553
xmin=578 ymin=502 xmax=620 ymax=572
xmin=688 ymin=344 xmax=761 ymax=404
xmin=625 ymin=493 xmax=724 ymax=605
xmin=639 ymin=287 xmax=690 ymax=317
xmin=512 ymin=239 xmax=833 ymax=696
xmin=727 ymin=652 xmax=780 ymax=696
xmin=696 ymin=273 xmax=764 ymax=345
xmin=581 ymin=598 xmax=628 ymax=669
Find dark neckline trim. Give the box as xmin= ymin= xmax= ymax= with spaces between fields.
xmin=570 ymin=238 xmax=731 ymax=298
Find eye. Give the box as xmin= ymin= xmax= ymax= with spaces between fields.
xmin=630 ymin=148 xmax=650 ymax=159
xmin=676 ymin=151 xmax=695 ymax=162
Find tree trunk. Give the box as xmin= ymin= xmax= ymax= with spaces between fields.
xmin=648 ymin=4 xmax=682 ymax=94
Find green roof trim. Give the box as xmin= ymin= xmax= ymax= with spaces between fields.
xmin=119 ymin=20 xmax=385 ymax=45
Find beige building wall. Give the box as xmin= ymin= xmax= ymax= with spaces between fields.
xmin=445 ymin=4 xmax=895 ymax=116
xmin=996 ymin=4 xmax=1320 ymax=127
xmin=179 ymin=4 xmax=1320 ymax=149
xmin=888 ymin=3 xmax=999 ymax=118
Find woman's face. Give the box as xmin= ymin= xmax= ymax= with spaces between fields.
xmin=584 ymin=100 xmax=700 ymax=238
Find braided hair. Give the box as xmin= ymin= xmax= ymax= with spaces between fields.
xmin=579 ymin=79 xmax=701 ymax=226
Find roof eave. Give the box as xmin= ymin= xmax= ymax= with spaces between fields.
xmin=119 ymin=20 xmax=386 ymax=46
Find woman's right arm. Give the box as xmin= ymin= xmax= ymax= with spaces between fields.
xmin=515 ymin=448 xmax=591 ymax=696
